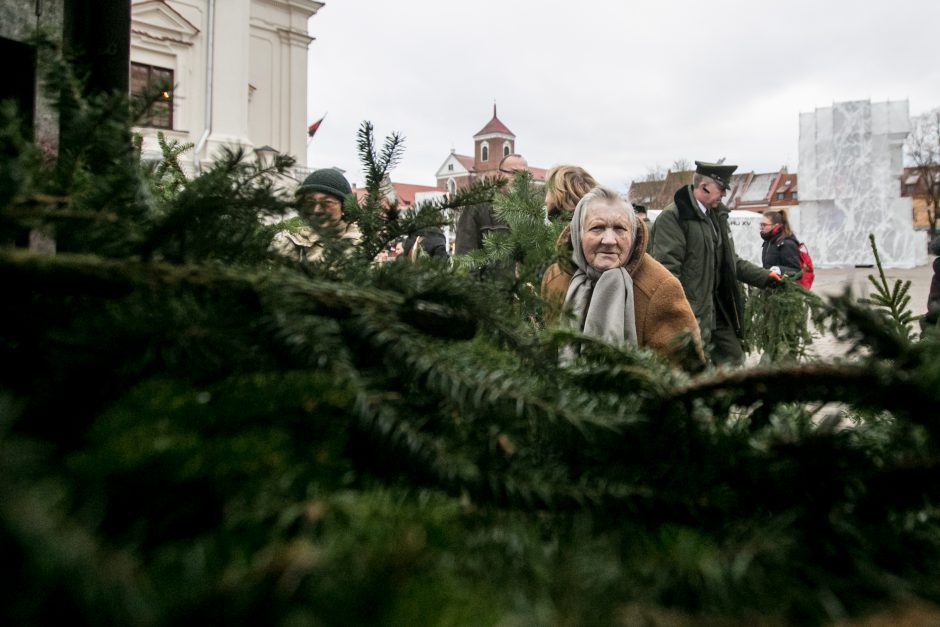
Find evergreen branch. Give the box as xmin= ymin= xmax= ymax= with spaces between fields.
xmin=827 ymin=292 xmax=919 ymax=363
xmin=339 ymin=319 xmax=689 ymax=515
xmin=379 ymin=130 xmax=405 ymax=175
xmin=743 ymin=281 xmax=826 ymax=362
xmin=354 ymin=314 xmax=640 ymax=442
xmin=356 ymin=121 xmax=388 ymax=193
xmin=0 ymin=433 xmax=157 ymax=625
xmin=0 ymin=250 xmax=479 ymax=341
xmin=667 ymin=363 xmax=939 ymax=429
xmin=340 ymin=365 xmax=482 ymax=488
xmin=860 ymin=233 xmax=917 ymax=340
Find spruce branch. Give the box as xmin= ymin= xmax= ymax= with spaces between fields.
xmin=860 ymin=233 xmax=917 ymax=341
xmin=0 ymin=249 xmax=479 ymax=342
xmin=743 ymin=281 xmax=825 ymax=362
xmin=666 ymin=362 xmax=939 ymax=431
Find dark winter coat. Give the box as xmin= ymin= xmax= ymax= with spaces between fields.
xmin=404 ymin=228 xmax=449 ymax=259
xmin=761 ymin=231 xmax=801 ymax=274
xmin=541 ymin=219 xmax=705 ymax=367
xmin=926 ymin=256 xmax=940 ymax=327
xmin=649 ymin=185 xmax=771 ymax=341
xmin=454 ymin=202 xmax=509 ymax=254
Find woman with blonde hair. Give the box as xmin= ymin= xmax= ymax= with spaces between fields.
xmin=544 ymin=165 xmax=598 ymax=222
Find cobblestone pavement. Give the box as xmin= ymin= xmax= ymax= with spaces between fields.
xmin=748 ymin=260 xmax=936 ymax=362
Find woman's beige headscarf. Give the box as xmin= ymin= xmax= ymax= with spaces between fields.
xmin=563 ymin=188 xmax=638 ymax=352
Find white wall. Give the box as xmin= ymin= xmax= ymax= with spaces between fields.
xmin=799 ymin=100 xmax=928 ymax=268
xmin=131 ymin=0 xmax=322 ymax=173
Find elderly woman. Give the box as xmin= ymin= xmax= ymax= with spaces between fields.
xmin=541 ymin=186 xmax=704 ymax=366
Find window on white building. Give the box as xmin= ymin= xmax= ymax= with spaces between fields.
xmin=447 ymin=178 xmax=456 ymax=194
xmin=131 ymin=62 xmax=174 ymax=129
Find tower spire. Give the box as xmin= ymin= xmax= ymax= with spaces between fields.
xmin=493 ymin=101 xmax=497 ymax=119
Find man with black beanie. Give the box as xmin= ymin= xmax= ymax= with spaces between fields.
xmin=270 ymin=168 xmax=359 ymax=262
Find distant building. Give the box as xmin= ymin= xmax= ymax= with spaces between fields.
xmin=799 ymin=99 xmax=923 ymax=268
xmin=351 ymin=181 xmax=443 ymax=211
xmin=130 ymin=0 xmax=322 ymax=176
xmin=734 ymin=169 xmax=799 ymax=213
xmin=628 ymin=167 xmax=798 ymax=214
xmin=628 ymin=170 xmax=694 ymax=210
xmin=900 ymin=166 xmax=940 ymax=230
xmin=435 ymin=105 xmax=546 ymax=193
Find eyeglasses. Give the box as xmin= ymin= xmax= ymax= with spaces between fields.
xmin=759 ymin=222 xmax=774 ymax=229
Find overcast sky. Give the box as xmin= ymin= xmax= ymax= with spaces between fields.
xmin=304 ymin=0 xmax=940 ymax=191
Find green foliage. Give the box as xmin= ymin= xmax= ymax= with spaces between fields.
xmin=343 ymin=121 xmax=502 ymax=273
xmin=743 ymin=280 xmax=826 ymax=362
xmin=135 ymin=131 xmax=194 ymax=205
xmin=5 ymin=50 xmax=940 ymax=626
xmin=860 ymin=233 xmax=919 ymax=341
xmin=451 ymin=171 xmax=562 ymax=324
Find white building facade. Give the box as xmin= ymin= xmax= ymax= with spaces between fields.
xmin=799 ymin=99 xmax=927 ymax=268
xmin=130 ymin=0 xmax=322 ymax=173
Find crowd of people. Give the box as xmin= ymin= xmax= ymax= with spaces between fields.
xmin=272 ymin=160 xmax=939 ymax=370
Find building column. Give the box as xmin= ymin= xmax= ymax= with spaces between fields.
xmin=280 ymin=29 xmax=313 ymax=166
xmin=208 ymin=0 xmax=251 ymax=150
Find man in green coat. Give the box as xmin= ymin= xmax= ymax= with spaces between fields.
xmin=649 ymin=161 xmax=780 ymax=366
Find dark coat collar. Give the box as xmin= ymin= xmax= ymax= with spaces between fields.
xmin=674 ymin=185 xmax=728 ymax=221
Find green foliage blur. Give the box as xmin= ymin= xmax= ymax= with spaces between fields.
xmin=3 ymin=43 xmax=940 ymax=626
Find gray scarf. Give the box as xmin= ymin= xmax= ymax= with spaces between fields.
xmin=562 ymin=196 xmax=638 ymax=353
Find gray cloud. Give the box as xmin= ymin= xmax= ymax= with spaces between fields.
xmin=305 ymin=0 xmax=940 ymax=189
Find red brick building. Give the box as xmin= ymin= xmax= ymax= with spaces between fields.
xmin=435 ymin=105 xmax=546 ymax=193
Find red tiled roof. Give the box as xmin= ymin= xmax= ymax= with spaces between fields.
xmin=775 ymin=173 xmax=798 ymax=193
xmin=454 ymin=153 xmax=475 ymax=172
xmin=391 ymin=182 xmax=442 ymax=206
xmin=474 ymin=105 xmax=515 ymax=137
xmin=351 ymin=182 xmax=442 ymax=208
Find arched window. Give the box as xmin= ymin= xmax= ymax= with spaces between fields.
xmin=447 ymin=178 xmax=456 ymax=195
xmin=480 ymin=141 xmax=489 ymax=162
xmin=503 ymin=142 xmax=511 ymax=157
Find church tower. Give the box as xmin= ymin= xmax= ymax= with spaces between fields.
xmin=473 ymin=104 xmax=515 ymax=172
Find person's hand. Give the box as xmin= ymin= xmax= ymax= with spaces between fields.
xmin=767 ymin=269 xmax=783 ymax=286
